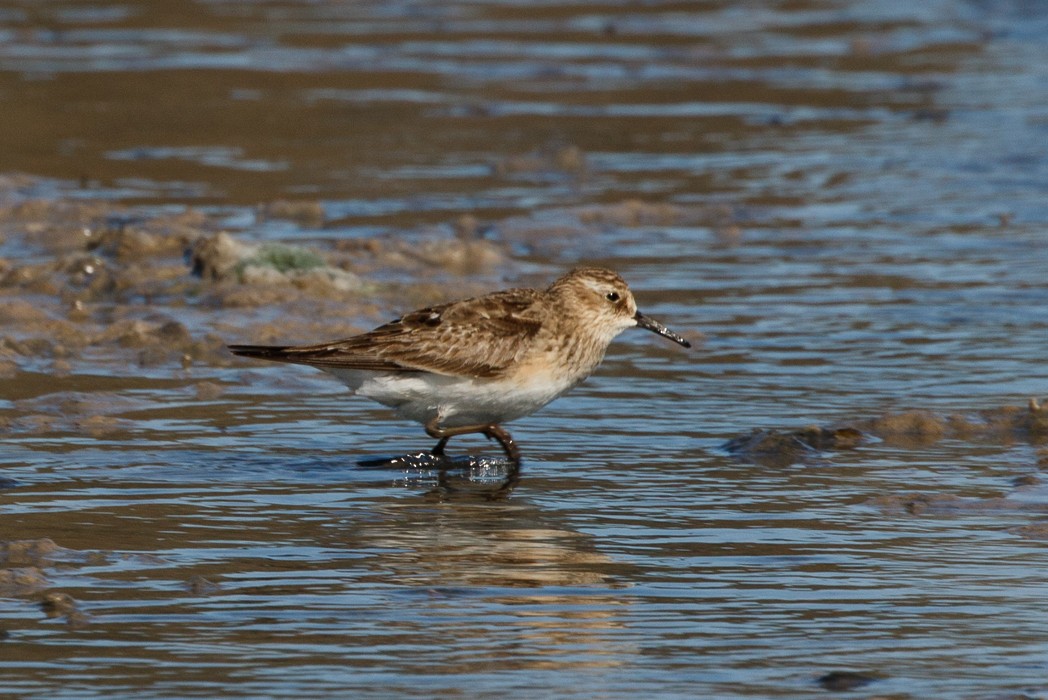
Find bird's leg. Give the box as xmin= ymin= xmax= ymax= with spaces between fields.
xmin=482 ymin=424 xmax=522 ymax=499
xmin=425 ymin=419 xmax=465 ymax=457
xmin=425 ymin=418 xmax=520 ymax=461
xmin=480 ymin=424 xmax=521 ymax=463
xmin=431 ymin=436 xmax=450 ymax=456
xmin=424 ymin=418 xmax=522 ymax=495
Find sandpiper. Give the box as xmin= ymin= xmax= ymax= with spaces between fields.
xmin=229 ymin=267 xmax=690 ymax=471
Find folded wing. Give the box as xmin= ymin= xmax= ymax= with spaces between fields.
xmin=228 ymin=287 xmax=546 ymax=379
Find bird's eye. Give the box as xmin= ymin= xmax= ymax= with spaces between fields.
xmin=605 ymin=291 xmax=620 ymax=302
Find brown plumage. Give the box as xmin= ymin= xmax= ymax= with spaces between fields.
xmin=229 ymin=286 xmax=547 ymax=378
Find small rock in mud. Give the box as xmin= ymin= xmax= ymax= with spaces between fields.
xmin=577 ymin=198 xmax=682 ymax=227
xmin=0 ymin=198 xmax=112 ymax=255
xmin=1012 ymin=474 xmax=1041 ymax=488
xmin=327 ymin=230 xmax=506 ymax=279
xmin=1013 ymin=522 xmax=1048 ymax=540
xmin=1018 ymin=397 xmax=1048 ymax=436
xmin=10 ymin=391 xmax=149 ymax=436
xmin=707 ymin=203 xmax=744 ymax=246
xmin=453 ymin=213 xmax=482 ymax=240
xmin=39 ymin=591 xmax=78 ymax=617
xmin=258 ymin=199 xmax=326 ymax=227
xmin=860 ymin=398 xmax=1048 ymax=447
xmin=492 ymin=144 xmax=587 ymax=177
xmin=0 ymin=538 xmax=62 ymax=566
xmin=868 ymin=492 xmax=1042 ymax=516
xmin=407 ymin=238 xmax=504 ymax=275
xmin=816 ymin=670 xmax=882 ymax=691
xmin=724 ymin=426 xmax=864 ymax=467
xmin=863 ymin=410 xmax=947 ymax=445
xmin=73 ymin=414 xmax=128 ymax=437
xmin=13 ymin=414 xmax=61 ymax=434
xmin=193 ymin=381 xmax=225 ymax=401
xmin=189 ymin=231 xmax=257 ymax=281
xmin=39 ymin=591 xmax=91 ymax=628
xmin=98 ymin=317 xmax=197 ymax=366
xmin=0 ymin=298 xmax=51 ymax=324
xmin=0 ymin=567 xmax=49 ymax=597
xmin=89 ymin=221 xmax=197 ymax=264
xmin=154 ymin=320 xmax=193 ymax=345
xmin=186 ymin=575 xmax=221 ymax=595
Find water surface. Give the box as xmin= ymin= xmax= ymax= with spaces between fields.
xmin=2 ymin=1 xmax=1048 ymax=697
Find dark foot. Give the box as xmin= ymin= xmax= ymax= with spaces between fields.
xmin=358 ymin=452 xmax=449 ymax=469
xmin=431 ymin=437 xmax=450 ymax=456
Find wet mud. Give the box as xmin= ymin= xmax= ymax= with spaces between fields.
xmin=0 ymin=184 xmax=504 ymax=368
xmin=727 ymin=399 xmax=1048 ymax=546
xmin=727 ymin=399 xmax=1048 ymax=464
xmin=0 ymin=539 xmax=92 ymax=628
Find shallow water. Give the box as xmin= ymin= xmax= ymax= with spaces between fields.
xmin=3 ymin=1 xmax=1048 ymax=697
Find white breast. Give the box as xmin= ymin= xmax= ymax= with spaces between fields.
xmin=324 ymin=365 xmax=583 ymax=428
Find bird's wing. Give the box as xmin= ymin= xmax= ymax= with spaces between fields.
xmin=229 ymin=287 xmax=547 ymax=378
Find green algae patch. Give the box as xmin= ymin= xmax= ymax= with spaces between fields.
xmin=234 ymin=243 xmax=325 ymax=279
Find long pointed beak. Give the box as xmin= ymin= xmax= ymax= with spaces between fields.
xmin=634 ymin=311 xmax=691 ymax=348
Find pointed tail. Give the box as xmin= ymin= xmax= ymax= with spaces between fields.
xmin=227 ymin=344 xmax=298 ymax=362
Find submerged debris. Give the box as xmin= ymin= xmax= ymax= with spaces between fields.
xmin=0 ymin=539 xmax=93 ymax=628
xmin=1013 ymin=522 xmax=1048 ymax=540
xmin=0 ymin=538 xmax=169 ymax=629
xmin=39 ymin=591 xmax=91 ymax=629
xmin=869 ymin=491 xmax=1048 ymax=542
xmin=867 ymin=492 xmax=1044 ymax=516
xmin=816 ymin=670 xmax=883 ymax=692
xmin=185 ymin=575 xmax=222 ymax=595
xmin=0 ymin=567 xmax=49 ymax=597
xmin=862 ymin=409 xmax=947 ymax=445
xmin=0 ymin=538 xmax=64 ymax=566
xmin=728 ymin=398 xmax=1048 ymax=468
xmin=491 ymin=144 xmax=587 ymax=178
xmin=724 ymin=426 xmax=864 ymax=467
xmin=257 ymin=199 xmax=326 ymax=227
xmin=577 ymin=198 xmax=682 ymax=227
xmin=859 ymin=399 xmax=1048 ymax=446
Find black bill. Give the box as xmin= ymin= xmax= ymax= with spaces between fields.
xmin=634 ymin=312 xmax=691 ymax=348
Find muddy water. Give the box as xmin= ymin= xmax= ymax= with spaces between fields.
xmin=3 ymin=1 xmax=1048 ymax=697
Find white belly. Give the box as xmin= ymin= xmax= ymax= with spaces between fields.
xmin=325 ymin=367 xmax=581 ymax=428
